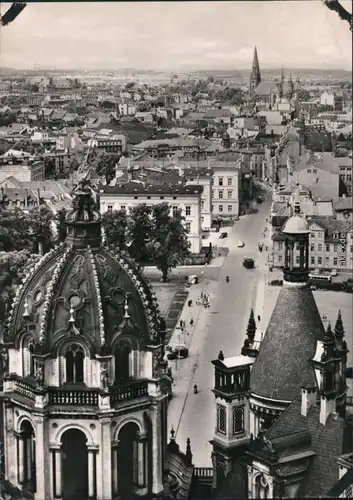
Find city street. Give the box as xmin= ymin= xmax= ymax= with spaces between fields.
xmin=167 ymin=195 xmax=272 ymax=466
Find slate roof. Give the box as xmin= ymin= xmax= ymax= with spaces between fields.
xmin=102 ymin=182 xmax=203 ymax=196
xmin=250 ymin=285 xmax=325 ymax=401
xmin=298 ymin=408 xmax=349 ymax=497
xmin=249 ymin=397 xmax=350 ymax=497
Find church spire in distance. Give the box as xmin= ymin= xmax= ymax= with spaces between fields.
xmin=249 ymin=46 xmax=261 ymax=97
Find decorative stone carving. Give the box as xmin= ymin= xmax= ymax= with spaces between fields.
xmin=0 ymin=348 xmax=9 ymax=375
xmin=152 ymin=349 xmax=163 ymax=377
xmin=35 ymin=359 xmax=45 ymax=387
xmin=100 ymin=362 xmax=109 ymax=392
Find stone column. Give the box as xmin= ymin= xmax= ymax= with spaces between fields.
xmin=100 ymin=418 xmax=112 ymax=500
xmin=17 ymin=433 xmax=25 ymax=484
xmin=111 ymin=442 xmax=119 ymax=496
xmin=137 ymin=435 xmax=147 ymax=488
xmin=87 ymin=448 xmax=95 ymax=499
xmin=150 ymin=404 xmax=163 ymax=495
xmin=35 ymin=417 xmax=45 ymax=499
xmin=51 ymin=447 xmax=62 ymax=498
xmin=4 ymin=403 xmax=17 ymax=484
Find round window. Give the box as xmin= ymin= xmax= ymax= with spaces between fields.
xmin=69 ymin=295 xmax=81 ymax=308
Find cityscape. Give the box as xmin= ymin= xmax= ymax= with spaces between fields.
xmin=0 ymin=1 xmax=352 ymax=500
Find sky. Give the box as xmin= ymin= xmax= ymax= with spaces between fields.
xmin=0 ymin=1 xmax=352 ymax=71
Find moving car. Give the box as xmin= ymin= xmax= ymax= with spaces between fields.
xmin=243 ymin=258 xmax=254 ymax=269
xmin=167 ymin=344 xmax=189 ymax=360
xmin=237 ymin=240 xmax=245 ymax=248
xmin=219 ymin=232 xmax=228 ymax=239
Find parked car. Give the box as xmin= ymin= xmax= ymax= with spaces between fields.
xmin=219 ymin=232 xmax=228 ymax=239
xmin=243 ymin=258 xmax=254 ymax=269
xmin=234 ymin=215 xmax=240 ymax=221
xmin=237 ymin=240 xmax=245 ymax=248
xmin=167 ymin=344 xmax=189 ymax=360
xmin=331 ymin=269 xmax=338 ymax=277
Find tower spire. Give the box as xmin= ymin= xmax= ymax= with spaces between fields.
xmin=249 ymin=46 xmax=261 ymax=97
xmin=279 ymin=68 xmax=285 ymax=98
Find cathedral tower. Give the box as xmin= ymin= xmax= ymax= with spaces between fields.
xmin=249 ymin=47 xmax=261 ymax=98
xmin=0 ymin=181 xmax=169 ymax=500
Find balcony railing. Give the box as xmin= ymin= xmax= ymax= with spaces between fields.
xmin=48 ymin=388 xmax=99 ymax=406
xmin=110 ymin=380 xmax=149 ymax=404
xmin=193 ymin=468 xmax=214 ymax=478
xmin=15 ymin=379 xmax=36 ymax=401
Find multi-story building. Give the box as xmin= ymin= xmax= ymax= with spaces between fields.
xmin=184 ymin=166 xmax=213 ymax=231
xmin=211 ymin=160 xmax=241 ymax=220
xmin=0 ymin=157 xmax=45 ymax=182
xmin=87 ymin=134 xmax=127 ymax=155
xmin=100 ymin=182 xmax=203 ymax=253
xmin=337 ymin=156 xmax=352 ymax=196
xmin=272 ymin=216 xmax=353 ymax=272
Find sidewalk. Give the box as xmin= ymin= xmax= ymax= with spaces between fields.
xmin=167 ymin=278 xmax=219 ymax=440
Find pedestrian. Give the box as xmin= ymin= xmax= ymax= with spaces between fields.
xmin=180 ymin=319 xmax=184 ymax=329
xmin=190 ymin=318 xmax=194 ymax=326
xmin=188 ymin=299 xmax=192 ymax=307
xmin=257 ymin=315 xmax=261 ymax=322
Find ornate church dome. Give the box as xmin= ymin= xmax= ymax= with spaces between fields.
xmin=3 ymin=181 xmax=164 ymax=355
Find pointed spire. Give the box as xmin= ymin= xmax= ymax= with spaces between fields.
xmin=249 ymin=46 xmax=261 ymax=96
xmin=167 ymin=426 xmax=180 ymax=454
xmin=185 ymin=438 xmax=193 ymax=465
xmin=334 ymin=310 xmax=345 ymax=341
xmin=323 ymin=322 xmax=335 ymax=345
xmin=246 ymin=308 xmax=256 ymax=343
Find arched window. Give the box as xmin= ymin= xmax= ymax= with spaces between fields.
xmin=22 ymin=335 xmax=35 ymax=378
xmin=65 ymin=343 xmax=84 ymax=384
xmin=217 ymin=404 xmax=226 ymax=435
xmin=233 ymin=407 xmax=245 ymax=435
xmin=114 ymin=340 xmax=132 ymax=382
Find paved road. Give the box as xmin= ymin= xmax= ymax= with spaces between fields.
xmin=168 ymin=195 xmax=272 ymax=466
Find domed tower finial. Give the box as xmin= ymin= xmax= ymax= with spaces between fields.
xmin=65 ymin=180 xmax=102 ymax=249
xmin=282 ymin=195 xmax=310 ymax=284
xmin=218 ymin=350 xmax=224 ymax=361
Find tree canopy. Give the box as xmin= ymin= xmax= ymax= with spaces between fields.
xmin=148 ymin=203 xmax=190 ymax=281
xmin=95 ymin=153 xmax=118 ymax=185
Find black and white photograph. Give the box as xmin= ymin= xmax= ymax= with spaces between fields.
xmin=0 ymin=1 xmax=352 ymax=499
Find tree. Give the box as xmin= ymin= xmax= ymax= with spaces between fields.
xmin=95 ymin=153 xmax=118 ymax=185
xmin=101 ymin=210 xmax=127 ymax=249
xmin=127 ymin=204 xmax=153 ymax=262
xmin=68 ymin=157 xmax=80 ymax=173
xmin=148 ymin=203 xmax=190 ymax=282
xmin=0 ymin=250 xmax=31 ymax=326
xmin=0 ymin=207 xmax=32 ymax=252
xmin=28 ymin=205 xmax=54 ymax=254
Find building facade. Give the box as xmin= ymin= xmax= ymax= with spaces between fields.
xmin=100 ymin=183 xmax=203 ymax=254
xmin=211 ymin=162 xmax=241 ymax=220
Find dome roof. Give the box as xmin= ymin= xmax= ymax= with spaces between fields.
xmin=250 ymin=285 xmax=325 ymax=401
xmin=283 ymin=215 xmax=310 ymax=235
xmin=3 ymin=181 xmax=163 ymax=354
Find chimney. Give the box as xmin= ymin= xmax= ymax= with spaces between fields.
xmin=320 ymin=394 xmax=336 ymax=425
xmin=301 ymin=386 xmax=317 ymax=417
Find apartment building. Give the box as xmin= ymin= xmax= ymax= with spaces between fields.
xmin=211 ymin=160 xmax=241 ymax=220
xmin=100 ymin=182 xmax=203 ymax=253
xmin=87 ymin=133 xmax=127 ymax=155
xmin=337 ymin=156 xmax=352 ymax=196
xmin=184 ymin=166 xmax=213 ymax=231
xmin=0 ymin=157 xmax=45 ymax=182
xmin=272 ymin=217 xmax=353 ymax=272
